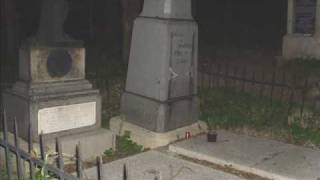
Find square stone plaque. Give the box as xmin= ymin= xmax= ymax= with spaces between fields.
xmin=38 ymin=102 xmax=96 ymax=134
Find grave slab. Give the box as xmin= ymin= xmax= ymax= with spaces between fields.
xmin=84 ymin=150 xmax=244 ymax=180
xmin=110 ymin=116 xmax=207 ymax=149
xmin=169 ymin=130 xmax=320 ymax=180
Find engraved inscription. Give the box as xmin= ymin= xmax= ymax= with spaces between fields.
xmin=38 ymin=102 xmax=96 ymax=134
xmin=169 ymin=33 xmax=194 ymax=98
xmin=172 ymin=35 xmax=193 ymax=65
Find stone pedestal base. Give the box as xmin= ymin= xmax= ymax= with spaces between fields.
xmin=2 ymin=80 xmax=101 ymax=141
xmin=121 ymin=92 xmax=199 ymax=133
xmin=110 ymin=116 xmax=207 ymax=149
xmin=282 ymin=34 xmax=320 ymax=59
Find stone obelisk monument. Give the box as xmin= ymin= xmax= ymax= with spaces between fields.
xmin=2 ymin=0 xmax=114 ymax=159
xmin=111 ymin=0 xmax=206 ymax=148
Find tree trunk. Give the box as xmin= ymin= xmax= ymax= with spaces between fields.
xmin=120 ymin=0 xmax=144 ymax=64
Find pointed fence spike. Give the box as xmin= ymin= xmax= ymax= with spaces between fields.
xmin=28 ymin=123 xmax=36 ymax=180
xmin=39 ymin=132 xmax=48 ymax=176
xmin=28 ymin=123 xmax=33 ymax=153
xmin=259 ymin=70 xmax=265 ymax=97
xmin=270 ymin=70 xmax=276 ymax=105
xmin=123 ymin=164 xmax=128 ymax=180
xmin=225 ymin=63 xmax=229 ymax=88
xmin=2 ymin=110 xmax=13 ymax=180
xmin=56 ymin=137 xmax=64 ymax=179
xmin=97 ymin=156 xmax=103 ymax=180
xmin=13 ymin=118 xmax=24 ymax=180
xmin=241 ymin=66 xmax=247 ymax=92
xmin=300 ymin=78 xmax=309 ymax=118
xmin=279 ymin=72 xmax=286 ymax=101
xmin=39 ymin=133 xmax=45 ymax=160
xmin=233 ymin=66 xmax=237 ymax=89
xmin=76 ymin=143 xmax=83 ymax=179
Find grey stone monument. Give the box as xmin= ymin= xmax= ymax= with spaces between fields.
xmin=2 ymin=0 xmax=114 ymax=158
xmin=119 ymin=0 xmax=200 ymax=135
xmin=283 ymin=0 xmax=320 ymax=59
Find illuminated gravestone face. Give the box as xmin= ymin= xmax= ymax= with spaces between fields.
xmin=294 ymin=0 xmax=317 ymax=34
xmin=121 ymin=0 xmax=199 ymax=132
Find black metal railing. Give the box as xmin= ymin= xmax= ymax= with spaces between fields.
xmin=0 ymin=110 xmax=129 ymax=180
xmin=198 ymin=60 xmax=320 ymax=129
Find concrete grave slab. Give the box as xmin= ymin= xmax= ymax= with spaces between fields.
xmin=169 ymin=130 xmax=320 ymax=180
xmin=84 ymin=150 xmax=245 ymax=180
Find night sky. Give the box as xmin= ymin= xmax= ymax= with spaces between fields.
xmin=0 ymin=0 xmax=288 ymax=84
xmin=7 ymin=0 xmax=287 ymax=49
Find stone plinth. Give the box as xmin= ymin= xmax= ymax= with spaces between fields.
xmin=110 ymin=116 xmax=207 ymax=149
xmin=283 ymin=34 xmax=320 ymax=59
xmin=121 ymin=0 xmax=199 ymax=133
xmin=2 ymin=82 xmax=101 ymax=141
xmin=19 ymin=42 xmax=85 ymax=83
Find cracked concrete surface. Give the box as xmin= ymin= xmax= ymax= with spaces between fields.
xmin=169 ymin=130 xmax=320 ymax=180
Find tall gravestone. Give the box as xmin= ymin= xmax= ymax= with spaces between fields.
xmin=283 ymin=0 xmax=320 ymax=59
xmin=2 ymin=0 xmax=114 ymax=158
xmin=113 ymin=0 xmax=205 ymax=148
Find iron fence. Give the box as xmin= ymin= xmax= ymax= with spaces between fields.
xmin=0 ymin=110 xmax=129 ymax=180
xmin=198 ymin=59 xmax=320 ymax=128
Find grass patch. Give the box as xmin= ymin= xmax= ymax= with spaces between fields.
xmin=104 ymin=131 xmax=145 ymax=161
xmin=282 ymin=58 xmax=320 ymax=80
xmin=200 ymin=87 xmax=320 ymax=147
xmin=290 ymin=123 xmax=320 ymax=145
xmin=200 ymin=88 xmax=290 ymax=130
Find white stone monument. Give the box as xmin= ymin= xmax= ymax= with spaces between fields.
xmin=111 ymin=0 xmax=207 ymax=148
xmin=2 ymin=0 xmax=114 ymax=160
xmin=283 ymin=0 xmax=320 ymax=59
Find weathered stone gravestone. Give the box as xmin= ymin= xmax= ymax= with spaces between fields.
xmin=2 ymin=0 xmax=114 ymax=159
xmin=283 ymin=0 xmax=320 ymax=59
xmin=111 ymin=0 xmax=206 ymax=148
